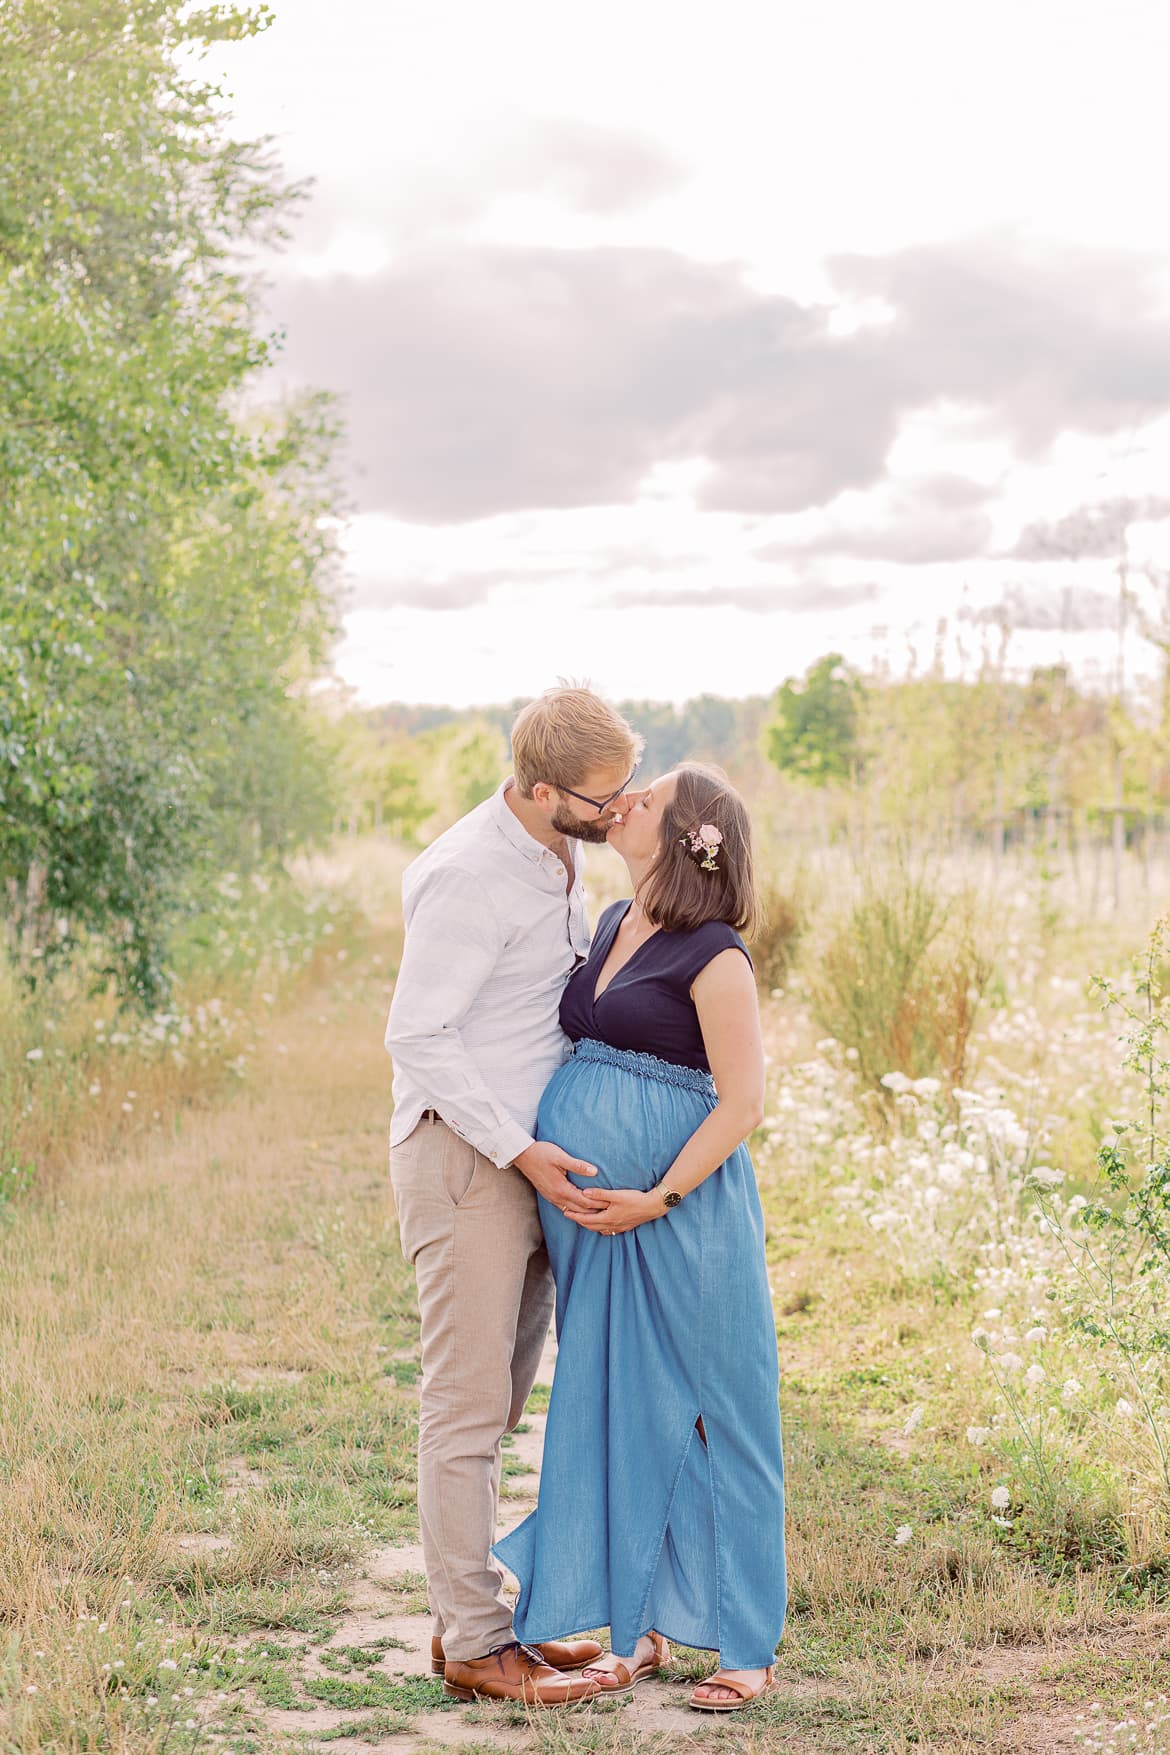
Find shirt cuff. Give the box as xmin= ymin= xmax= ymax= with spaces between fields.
xmin=471 ymin=1118 xmax=535 ymax=1169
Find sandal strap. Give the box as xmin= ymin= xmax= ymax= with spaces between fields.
xmin=694 ymin=1667 xmax=771 ymax=1702
xmin=584 ymin=1656 xmax=632 ymax=1687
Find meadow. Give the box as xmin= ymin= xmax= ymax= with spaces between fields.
xmin=1 ymin=830 xmax=1169 ymax=1755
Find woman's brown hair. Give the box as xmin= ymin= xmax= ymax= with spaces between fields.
xmin=638 ymin=763 xmax=761 ymax=938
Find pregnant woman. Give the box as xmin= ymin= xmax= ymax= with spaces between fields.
xmin=493 ymin=763 xmax=787 ymax=1712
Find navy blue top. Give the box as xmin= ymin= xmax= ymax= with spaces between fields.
xmin=559 ymin=901 xmax=753 ymax=1072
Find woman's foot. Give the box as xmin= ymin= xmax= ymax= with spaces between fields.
xmin=690 ymin=1666 xmax=771 ymax=1710
xmin=581 ymin=1631 xmax=667 ymax=1692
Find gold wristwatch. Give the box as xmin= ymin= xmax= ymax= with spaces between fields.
xmin=660 ymin=1185 xmax=683 ymax=1208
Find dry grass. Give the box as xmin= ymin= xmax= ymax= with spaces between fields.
xmin=2 ymin=836 xmax=1169 ymax=1753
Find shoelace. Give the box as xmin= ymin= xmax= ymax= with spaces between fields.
xmin=486 ymin=1640 xmax=547 ymax=1671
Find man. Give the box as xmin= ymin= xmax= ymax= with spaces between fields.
xmin=385 ymin=686 xmax=643 ymax=1706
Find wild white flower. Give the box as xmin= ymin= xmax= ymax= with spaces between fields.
xmin=966 ymin=1426 xmax=991 ymax=1445
xmin=1027 ymin=1167 xmax=1065 ymax=1188
xmin=1024 ymin=1326 xmax=1047 ymax=1343
xmin=1025 ymin=1364 xmax=1046 ymax=1386
xmin=159 ymin=1658 xmax=178 ymax=1671
xmin=1061 ymin=1379 xmax=1083 ymax=1406
xmin=894 ymin=1524 xmax=913 ymax=1545
xmin=1116 ymin=1398 xmax=1136 ymax=1418
xmin=991 ymin=1515 xmax=1014 ymax=1529
xmin=880 ymin=1071 xmax=914 ymax=1094
xmin=913 ymin=1077 xmax=942 ymax=1098
xmin=25 ymin=1048 xmax=43 ymax=1062
xmin=990 ymin=1485 xmax=1012 ymax=1511
xmin=997 ymin=1352 xmax=1024 ymax=1373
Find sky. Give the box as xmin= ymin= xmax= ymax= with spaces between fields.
xmin=204 ymin=0 xmax=1170 ymax=708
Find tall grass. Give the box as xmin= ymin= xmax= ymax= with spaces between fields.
xmin=804 ymin=861 xmax=994 ymax=1093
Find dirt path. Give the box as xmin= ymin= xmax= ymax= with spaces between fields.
xmin=154 ymin=932 xmax=1170 ymax=1755
xmin=249 ymin=1321 xmax=710 ymax=1752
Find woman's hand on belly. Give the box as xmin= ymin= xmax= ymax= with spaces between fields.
xmin=564 ymin=1185 xmax=662 ymax=1234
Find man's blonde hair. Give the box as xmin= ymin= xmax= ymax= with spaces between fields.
xmin=511 ymin=687 xmax=642 ymax=798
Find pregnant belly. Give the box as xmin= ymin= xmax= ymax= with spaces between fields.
xmin=535 ymin=1052 xmax=712 ymax=1195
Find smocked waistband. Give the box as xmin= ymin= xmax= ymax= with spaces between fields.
xmin=569 ymin=1037 xmax=717 ymax=1096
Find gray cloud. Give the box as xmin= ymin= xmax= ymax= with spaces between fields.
xmin=287 ymin=119 xmax=684 ymax=255
xmin=960 ymin=582 xmax=1123 ymax=631
xmin=344 ymin=546 xmax=707 ymax=611
xmin=269 ymin=236 xmax=1170 ymax=522
xmin=345 ymin=575 xmax=509 ymax=611
xmin=755 ymin=474 xmax=996 ymax=565
xmin=598 ymin=582 xmax=882 ymax=615
xmin=1012 ymin=495 xmax=1170 ymax=560
xmin=496 ymin=119 xmax=685 ymax=214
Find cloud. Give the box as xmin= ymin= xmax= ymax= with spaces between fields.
xmin=268 ymin=235 xmax=1170 ymax=522
xmin=341 ymin=544 xmax=707 ymax=611
xmin=284 ymin=118 xmax=684 ymax=257
xmin=599 ymin=581 xmax=882 ymax=615
xmin=1012 ymin=495 xmax=1170 ymax=560
xmin=343 ymin=574 xmax=509 ymax=611
xmin=495 ymin=118 xmax=685 ymax=214
xmin=755 ymin=474 xmax=996 ymax=565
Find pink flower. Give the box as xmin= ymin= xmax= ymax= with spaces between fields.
xmin=699 ymin=824 xmax=722 ymax=844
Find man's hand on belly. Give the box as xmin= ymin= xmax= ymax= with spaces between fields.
xmin=513 ymin=1140 xmax=598 ymax=1213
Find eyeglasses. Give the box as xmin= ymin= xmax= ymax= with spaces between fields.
xmin=556 ymin=763 xmax=642 ymax=814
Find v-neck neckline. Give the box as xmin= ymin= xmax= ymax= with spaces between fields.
xmin=592 ymin=901 xmax=662 ymax=1009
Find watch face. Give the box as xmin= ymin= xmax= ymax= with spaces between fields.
xmin=663 ymin=1188 xmax=682 ymax=1208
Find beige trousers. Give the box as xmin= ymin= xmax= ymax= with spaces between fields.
xmin=390 ymin=1115 xmax=554 ymax=1661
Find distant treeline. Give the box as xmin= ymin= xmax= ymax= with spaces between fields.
xmin=341 ymin=659 xmax=1170 ymax=889
xmin=367 ymin=695 xmax=774 ymax=780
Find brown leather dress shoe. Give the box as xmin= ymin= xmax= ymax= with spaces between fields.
xmin=442 ymin=1641 xmax=602 ymax=1705
xmin=430 ymin=1633 xmax=602 ymax=1677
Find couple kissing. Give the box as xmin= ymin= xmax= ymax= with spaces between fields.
xmin=385 ymin=686 xmax=786 ymax=1711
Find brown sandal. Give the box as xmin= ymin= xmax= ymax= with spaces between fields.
xmin=689 ymin=1664 xmax=774 ymax=1712
xmin=581 ymin=1630 xmax=669 ymax=1696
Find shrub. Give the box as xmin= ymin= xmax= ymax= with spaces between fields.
xmin=752 ymin=877 xmax=804 ymax=994
xmin=806 ymin=866 xmax=993 ymax=1093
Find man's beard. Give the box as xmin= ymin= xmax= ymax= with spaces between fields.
xmin=551 ymin=804 xmax=613 ymax=845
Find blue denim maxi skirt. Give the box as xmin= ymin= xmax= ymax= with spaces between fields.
xmin=493 ymin=1038 xmax=787 ymax=1669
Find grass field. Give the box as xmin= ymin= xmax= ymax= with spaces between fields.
xmin=2 ymin=837 xmax=1170 ymax=1755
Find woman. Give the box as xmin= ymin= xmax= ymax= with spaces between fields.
xmin=493 ymin=763 xmax=787 ymax=1712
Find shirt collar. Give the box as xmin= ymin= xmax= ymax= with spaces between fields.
xmin=490 ymin=778 xmax=552 ymax=865
xmin=490 ymin=779 xmax=581 ymax=881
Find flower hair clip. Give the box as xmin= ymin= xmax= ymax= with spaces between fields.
xmin=681 ymin=822 xmax=723 ymax=871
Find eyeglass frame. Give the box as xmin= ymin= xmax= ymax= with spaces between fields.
xmin=554 ymin=762 xmax=642 ymax=814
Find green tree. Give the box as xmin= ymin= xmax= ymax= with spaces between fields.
xmin=0 ymin=0 xmax=341 ymax=1000
xmin=765 ymin=654 xmax=866 ymax=786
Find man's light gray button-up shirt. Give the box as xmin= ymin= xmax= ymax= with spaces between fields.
xmin=385 ymin=778 xmax=591 ymax=1168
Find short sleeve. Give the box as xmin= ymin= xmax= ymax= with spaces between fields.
xmin=673 ymin=921 xmax=753 ymax=991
